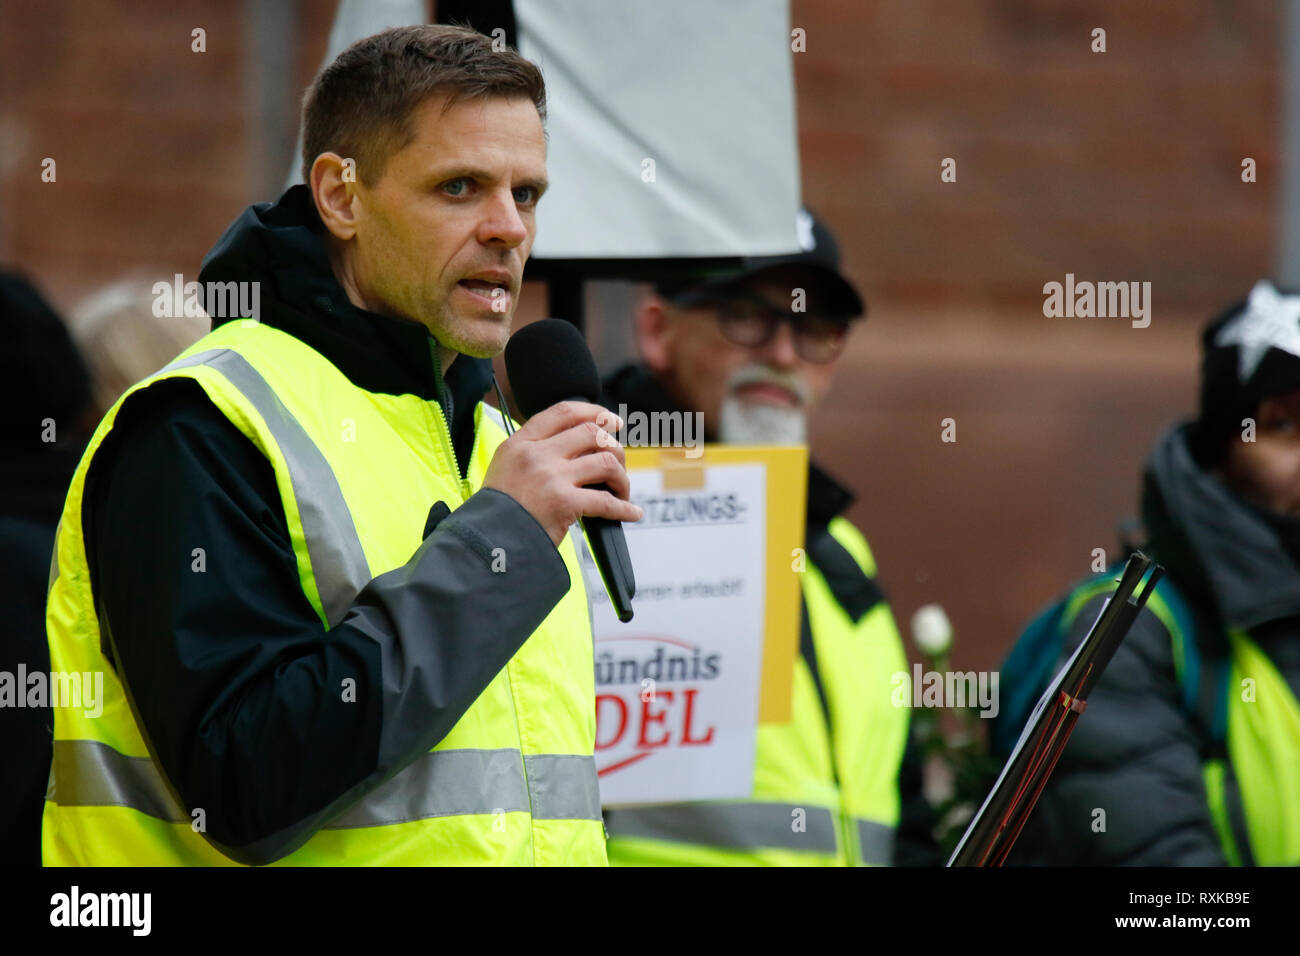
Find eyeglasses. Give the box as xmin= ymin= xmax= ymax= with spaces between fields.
xmin=670 ymin=289 xmax=852 ymax=364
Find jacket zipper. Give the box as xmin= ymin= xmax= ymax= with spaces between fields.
xmin=430 ymin=340 xmax=537 ymax=858
xmin=428 ymin=339 xmax=472 ymax=502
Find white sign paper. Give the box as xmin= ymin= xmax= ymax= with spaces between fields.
xmin=588 ymin=462 xmax=768 ymax=806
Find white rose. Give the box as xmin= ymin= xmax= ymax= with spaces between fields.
xmin=911 ymin=604 xmax=953 ymax=656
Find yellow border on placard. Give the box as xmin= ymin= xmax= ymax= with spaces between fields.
xmin=624 ymin=444 xmax=808 ymax=723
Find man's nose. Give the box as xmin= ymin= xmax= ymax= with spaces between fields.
xmin=476 ymin=189 xmax=529 ymax=247
xmin=760 ymin=319 xmax=800 ymax=369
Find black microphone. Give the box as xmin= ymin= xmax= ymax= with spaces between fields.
xmin=504 ymin=318 xmax=636 ymax=623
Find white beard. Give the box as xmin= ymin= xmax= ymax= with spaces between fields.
xmin=718 ymin=395 xmax=807 ymax=445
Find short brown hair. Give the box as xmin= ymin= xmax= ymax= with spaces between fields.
xmin=300 ymin=24 xmax=546 ymax=186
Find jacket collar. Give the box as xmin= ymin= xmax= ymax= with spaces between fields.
xmin=197 ymin=184 xmax=495 ymax=411
xmin=1143 ymin=423 xmax=1300 ymax=631
xmin=599 ymin=363 xmax=854 ymax=528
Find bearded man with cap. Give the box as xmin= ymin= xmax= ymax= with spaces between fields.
xmin=599 ymin=209 xmax=940 ymax=866
xmin=999 ymin=280 xmax=1300 ymax=866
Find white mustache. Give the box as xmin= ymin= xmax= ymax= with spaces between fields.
xmin=726 ymin=364 xmax=812 ymax=405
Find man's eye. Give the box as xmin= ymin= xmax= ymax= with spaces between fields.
xmin=513 ymin=186 xmax=537 ymax=205
xmin=443 ymin=179 xmax=469 ymax=197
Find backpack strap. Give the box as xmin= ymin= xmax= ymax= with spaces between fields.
xmin=993 ymin=599 xmax=1068 ymax=757
xmin=993 ymin=571 xmax=1128 ymax=757
xmin=1146 ymin=582 xmax=1254 ymax=865
xmin=1003 ymin=568 xmax=1253 ymax=864
xmin=1151 ymin=581 xmax=1229 ymax=748
xmin=998 ymin=571 xmax=1211 ymax=755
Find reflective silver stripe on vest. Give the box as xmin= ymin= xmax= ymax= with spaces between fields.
xmin=327 ymin=749 xmax=530 ymax=826
xmin=49 ymin=740 xmax=601 ymax=827
xmin=161 ymin=348 xmax=371 ymax=626
xmin=857 ymin=818 xmax=895 ymax=866
xmin=604 ymin=802 xmax=840 ymax=854
xmin=525 ymin=754 xmax=602 ymax=820
xmin=480 ymin=402 xmax=511 ymax=436
xmin=47 ymin=739 xmax=187 ymax=823
xmin=332 ymin=751 xmax=601 ymax=825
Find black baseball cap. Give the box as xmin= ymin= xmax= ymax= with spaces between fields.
xmin=655 ymin=208 xmax=865 ymax=319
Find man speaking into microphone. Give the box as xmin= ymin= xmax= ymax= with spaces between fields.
xmin=42 ymin=24 xmax=639 ymax=866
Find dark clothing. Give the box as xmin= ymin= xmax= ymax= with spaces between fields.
xmin=78 ymin=185 xmax=569 ymax=864
xmin=1 ymin=270 xmax=92 ymax=866
xmin=600 ymin=362 xmax=942 ymax=865
xmin=1007 ymin=424 xmax=1300 ymax=865
xmin=0 ymin=270 xmax=92 ymax=453
xmin=0 ymin=511 xmax=65 ymax=866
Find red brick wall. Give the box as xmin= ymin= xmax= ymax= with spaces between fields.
xmin=0 ymin=0 xmax=1283 ymax=671
xmin=789 ymin=0 xmax=1278 ymax=671
xmin=794 ymin=0 xmax=1276 ymax=311
xmin=0 ymin=0 xmax=336 ymax=300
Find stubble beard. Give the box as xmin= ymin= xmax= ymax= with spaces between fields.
xmin=426 ymin=294 xmax=514 ymax=359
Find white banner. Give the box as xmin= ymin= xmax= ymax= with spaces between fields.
xmin=516 ymin=0 xmax=802 ymax=259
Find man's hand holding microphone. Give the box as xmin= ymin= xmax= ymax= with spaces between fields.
xmin=485 ymin=318 xmax=641 ymax=621
xmin=484 ymin=400 xmax=642 ymax=547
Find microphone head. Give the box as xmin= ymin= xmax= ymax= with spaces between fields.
xmin=504 ymin=318 xmax=602 ymax=419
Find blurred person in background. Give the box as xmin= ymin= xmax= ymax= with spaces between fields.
xmin=70 ymin=277 xmax=210 ymax=419
xmin=599 ymin=209 xmax=940 ymax=866
xmin=0 ymin=271 xmax=94 ymax=866
xmin=1 ymin=274 xmax=207 ymax=865
xmin=998 ymin=280 xmax=1300 ymax=866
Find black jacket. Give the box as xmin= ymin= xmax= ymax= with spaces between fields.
xmin=2 ymin=454 xmax=84 ymax=866
xmin=599 ymin=363 xmax=942 ymax=865
xmin=1007 ymin=424 xmax=1300 ymax=865
xmin=1 ymin=270 xmax=93 ymax=866
xmin=79 ymin=184 xmax=572 ymax=865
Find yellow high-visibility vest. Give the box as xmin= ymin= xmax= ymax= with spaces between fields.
xmin=604 ymin=519 xmax=910 ymax=866
xmin=43 ymin=320 xmax=605 ymax=865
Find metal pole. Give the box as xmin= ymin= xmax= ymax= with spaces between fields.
xmin=245 ymin=0 xmax=296 ymax=201
xmin=1278 ymin=0 xmax=1300 ymax=285
xmin=547 ymin=275 xmax=586 ymax=333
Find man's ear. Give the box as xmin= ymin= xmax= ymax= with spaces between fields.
xmin=635 ymin=291 xmax=675 ymax=373
xmin=310 ymin=152 xmax=360 ymax=241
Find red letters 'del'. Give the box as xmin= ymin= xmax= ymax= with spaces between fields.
xmin=595 ymin=694 xmax=628 ymax=750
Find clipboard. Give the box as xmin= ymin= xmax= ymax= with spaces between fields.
xmin=591 ymin=445 xmax=808 ymax=805
xmin=623 ymin=445 xmax=807 ymax=723
xmin=948 ymin=552 xmax=1164 ymax=866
